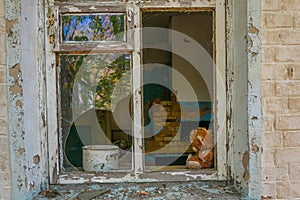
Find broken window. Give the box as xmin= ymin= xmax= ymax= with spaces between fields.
xmin=47 ymin=0 xmax=226 ymax=182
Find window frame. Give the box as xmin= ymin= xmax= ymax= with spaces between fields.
xmin=46 ymin=0 xmax=226 ymax=184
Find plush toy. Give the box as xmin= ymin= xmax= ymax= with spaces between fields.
xmin=186 ymin=127 xmax=214 ymax=169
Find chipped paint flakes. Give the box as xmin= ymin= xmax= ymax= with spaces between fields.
xmin=18 ymin=147 xmax=25 ymax=155
xmin=62 ymin=6 xmax=81 ymax=12
xmin=242 ymin=151 xmax=249 ymax=181
xmin=33 ymin=155 xmax=40 ymax=164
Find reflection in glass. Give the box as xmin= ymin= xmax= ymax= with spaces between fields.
xmin=62 ymin=14 xmax=125 ymax=42
xmin=59 ymin=53 xmax=132 ymax=171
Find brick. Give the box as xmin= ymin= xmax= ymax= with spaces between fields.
xmin=276 ymin=115 xmax=300 ymax=130
xmin=283 ymin=131 xmax=300 ymax=147
xmin=262 ymin=148 xmax=276 ymax=166
xmin=289 ymin=97 xmax=300 ymax=111
xmin=289 ymin=163 xmax=300 ymax=181
xmin=261 ymin=30 xmax=280 ymax=45
xmin=0 ymin=135 xmax=9 ymax=157
xmin=275 ymin=46 xmax=300 ymax=62
xmin=279 ymin=30 xmax=300 ymax=45
xmin=0 ymin=116 xmax=8 ymax=134
xmin=0 ymin=33 xmax=5 ymax=50
xmin=262 ymin=114 xmax=275 ymax=131
xmin=262 ymin=46 xmax=275 ymax=62
xmin=276 ymin=81 xmax=300 ymax=96
xmin=0 ymin=17 xmax=5 ymax=34
xmin=282 ymin=0 xmax=300 ymax=10
xmin=277 ymin=181 xmax=291 ymax=198
xmin=0 ymin=0 xmax=5 ymax=17
xmin=263 ymin=97 xmax=288 ymax=113
xmin=0 ymin=186 xmax=11 ymax=200
xmin=262 ymin=81 xmax=276 ymax=97
xmin=262 ymin=181 xmax=276 ymax=199
xmin=294 ymin=13 xmax=300 ymax=28
xmin=290 ymin=182 xmax=300 ymax=198
xmin=261 ymin=64 xmax=287 ymax=80
xmin=0 ymin=66 xmax=6 ymax=83
xmin=0 ymin=50 xmax=5 ymax=65
xmin=275 ymin=148 xmax=300 ymax=163
xmin=0 ymin=84 xmax=7 ymax=117
xmin=262 ymin=132 xmax=282 ymax=147
xmin=261 ymin=13 xmax=267 ymax=29
xmin=265 ymin=13 xmax=293 ymax=28
xmin=262 ymin=163 xmax=276 ymax=181
xmin=0 ymin=171 xmax=11 ymax=186
xmin=276 ymin=166 xmax=289 ymax=181
xmin=286 ymin=64 xmax=300 ymax=80
xmin=261 ymin=0 xmax=281 ymax=11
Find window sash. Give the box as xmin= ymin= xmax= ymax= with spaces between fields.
xmin=46 ymin=1 xmax=226 ymax=184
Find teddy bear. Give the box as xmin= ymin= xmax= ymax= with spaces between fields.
xmin=186 ymin=127 xmax=214 ymax=169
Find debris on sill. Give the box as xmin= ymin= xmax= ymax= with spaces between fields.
xmin=35 ymin=181 xmax=241 ymax=200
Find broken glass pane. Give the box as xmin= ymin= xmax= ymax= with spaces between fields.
xmin=62 ymin=14 xmax=125 ymax=42
xmin=59 ymin=53 xmax=132 ymax=171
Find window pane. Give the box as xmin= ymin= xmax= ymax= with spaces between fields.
xmin=142 ymin=12 xmax=214 ymax=171
xmin=62 ymin=14 xmax=125 ymax=42
xmin=59 ymin=53 xmax=133 ymax=172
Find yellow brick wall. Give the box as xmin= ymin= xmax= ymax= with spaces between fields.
xmin=0 ymin=0 xmax=12 ymax=199
xmin=262 ymin=0 xmax=300 ymax=199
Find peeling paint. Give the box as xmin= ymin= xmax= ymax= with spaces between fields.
xmin=251 ymin=144 xmax=259 ymax=153
xmin=242 ymin=151 xmax=249 ymax=181
xmin=18 ymin=147 xmax=25 ymax=155
xmin=248 ymin=24 xmax=259 ymax=35
xmin=16 ymin=99 xmax=23 ymax=107
xmin=6 ymin=19 xmax=17 ymax=37
xmin=49 ymin=34 xmax=55 ymax=44
xmin=33 ymin=155 xmax=40 ymax=164
xmin=9 ymin=63 xmax=22 ymax=94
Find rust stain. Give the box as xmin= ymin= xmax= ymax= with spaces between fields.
xmin=6 ymin=19 xmax=18 ymax=37
xmin=242 ymin=151 xmax=249 ymax=181
xmin=33 ymin=155 xmax=40 ymax=164
xmin=18 ymin=147 xmax=25 ymax=155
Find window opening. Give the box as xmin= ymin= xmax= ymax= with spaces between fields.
xmin=142 ymin=11 xmax=215 ymax=170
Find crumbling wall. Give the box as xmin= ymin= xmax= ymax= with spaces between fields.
xmin=0 ymin=0 xmax=12 ymax=199
xmin=261 ymin=0 xmax=300 ymax=199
